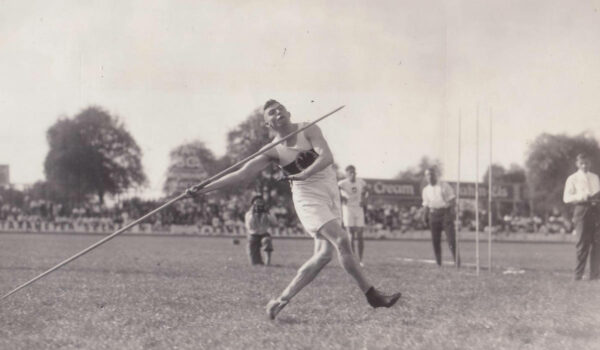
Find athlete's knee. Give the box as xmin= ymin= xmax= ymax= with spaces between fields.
xmin=316 ymin=251 xmax=333 ymax=266
xmin=315 ymin=244 xmax=334 ymax=265
xmin=320 ymin=221 xmax=352 ymax=249
xmin=333 ymin=235 xmax=353 ymax=256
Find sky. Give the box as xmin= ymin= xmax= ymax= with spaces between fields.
xmin=1 ymin=0 xmax=599 ymax=198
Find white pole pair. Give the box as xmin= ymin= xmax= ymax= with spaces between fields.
xmin=1 ymin=105 xmax=345 ymax=302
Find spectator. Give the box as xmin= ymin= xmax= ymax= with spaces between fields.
xmin=244 ymin=195 xmax=276 ymax=266
xmin=563 ymin=153 xmax=600 ymax=281
xmin=421 ymin=167 xmax=460 ymax=267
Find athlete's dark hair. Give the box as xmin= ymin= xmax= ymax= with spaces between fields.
xmin=263 ymin=99 xmax=280 ymax=111
xmin=345 ymin=165 xmax=356 ymax=172
xmin=576 ymin=153 xmax=589 ymax=161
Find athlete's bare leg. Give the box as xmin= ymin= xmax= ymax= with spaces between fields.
xmin=356 ymin=227 xmax=364 ymax=262
xmin=318 ymin=220 xmax=371 ymax=292
xmin=278 ymin=238 xmax=334 ymax=301
xmin=267 ymin=220 xmax=401 ymax=319
xmin=349 ymin=228 xmax=357 ymax=255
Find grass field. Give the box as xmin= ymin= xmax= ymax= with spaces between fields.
xmin=1 ymin=233 xmax=599 ymax=350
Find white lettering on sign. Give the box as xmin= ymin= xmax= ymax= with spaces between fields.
xmin=372 ymin=182 xmax=415 ymax=196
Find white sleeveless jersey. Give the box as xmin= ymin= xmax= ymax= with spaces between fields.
xmin=338 ymin=178 xmax=367 ymax=208
xmin=270 ymin=123 xmax=341 ymax=236
xmin=272 ymin=123 xmax=337 ymax=188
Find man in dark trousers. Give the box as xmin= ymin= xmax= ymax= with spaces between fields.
xmin=563 ymin=153 xmax=600 ymax=281
xmin=421 ymin=167 xmax=460 ymax=267
xmin=244 ymin=195 xmax=276 ymax=266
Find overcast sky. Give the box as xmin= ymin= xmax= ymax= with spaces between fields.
xmin=1 ymin=0 xmax=599 ymax=197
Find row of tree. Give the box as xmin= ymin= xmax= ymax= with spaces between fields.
xmin=14 ymin=105 xmax=600 ymax=217
xmin=395 ymin=133 xmax=600 ymax=216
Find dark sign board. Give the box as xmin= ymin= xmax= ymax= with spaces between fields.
xmin=364 ymin=178 xmax=522 ymax=203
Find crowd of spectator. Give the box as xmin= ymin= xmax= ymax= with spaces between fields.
xmin=0 ymin=193 xmax=574 ymax=236
xmin=0 ymin=191 xmax=306 ymax=236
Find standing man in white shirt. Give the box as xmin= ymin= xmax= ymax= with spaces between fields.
xmin=338 ymin=165 xmax=369 ymax=265
xmin=421 ymin=167 xmax=460 ymax=267
xmin=563 ymin=153 xmax=600 ymax=281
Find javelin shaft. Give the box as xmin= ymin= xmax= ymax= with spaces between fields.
xmin=1 ymin=193 xmax=186 ymax=301
xmin=1 ymin=105 xmax=344 ymax=301
xmin=191 ymin=105 xmax=345 ymax=188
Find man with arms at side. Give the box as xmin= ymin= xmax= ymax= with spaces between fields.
xmin=563 ymin=153 xmax=600 ymax=281
xmin=338 ymin=165 xmax=369 ymax=265
xmin=422 ymin=167 xmax=460 ymax=267
xmin=187 ymin=100 xmax=401 ymax=319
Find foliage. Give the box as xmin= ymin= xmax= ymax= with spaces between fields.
xmin=395 ymin=156 xmax=442 ymax=183
xmin=163 ymin=141 xmax=217 ymax=196
xmin=224 ymin=107 xmax=289 ymax=201
xmin=225 ymin=107 xmax=272 ymax=164
xmin=482 ymin=163 xmax=526 ymax=184
xmin=0 ymin=186 xmax=25 ymax=208
xmin=44 ymin=106 xmax=146 ymax=204
xmin=525 ymin=132 xmax=600 ymax=215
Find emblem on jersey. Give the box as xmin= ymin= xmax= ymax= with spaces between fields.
xmin=281 ymin=149 xmax=319 ymax=175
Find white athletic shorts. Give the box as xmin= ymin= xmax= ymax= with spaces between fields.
xmin=292 ymin=176 xmax=341 ymax=238
xmin=342 ymin=205 xmax=365 ymax=228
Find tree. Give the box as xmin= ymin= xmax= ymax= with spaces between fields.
xmin=482 ymin=163 xmax=526 ymax=184
xmin=224 ymin=107 xmax=289 ymax=201
xmin=503 ymin=163 xmax=527 ymax=183
xmin=225 ymin=107 xmax=272 ymax=163
xmin=163 ymin=141 xmax=217 ymax=196
xmin=481 ymin=164 xmax=506 ymax=184
xmin=44 ymin=106 xmax=146 ymax=204
xmin=525 ymin=132 xmax=600 ymax=216
xmin=395 ymin=156 xmax=442 ymax=182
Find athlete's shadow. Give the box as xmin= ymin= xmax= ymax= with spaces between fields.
xmin=274 ymin=316 xmax=309 ymax=325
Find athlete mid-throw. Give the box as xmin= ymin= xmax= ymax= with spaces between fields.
xmin=187 ymin=100 xmax=401 ymax=319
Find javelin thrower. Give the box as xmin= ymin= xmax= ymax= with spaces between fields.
xmin=2 ymin=101 xmax=400 ymax=318
xmin=187 ymin=100 xmax=401 ymax=319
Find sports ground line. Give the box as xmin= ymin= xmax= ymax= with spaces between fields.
xmin=395 ymin=257 xmax=526 ymax=274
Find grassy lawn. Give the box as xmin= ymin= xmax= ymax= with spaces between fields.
xmin=1 ymin=233 xmax=599 ymax=349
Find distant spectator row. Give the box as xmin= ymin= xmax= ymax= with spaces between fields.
xmin=0 ymin=195 xmax=573 ymax=235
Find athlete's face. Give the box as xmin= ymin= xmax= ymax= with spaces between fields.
xmin=346 ymin=168 xmax=356 ymax=181
xmin=253 ymin=198 xmax=266 ymax=212
xmin=425 ymin=169 xmax=437 ymax=185
xmin=577 ymin=157 xmax=590 ymax=172
xmin=263 ymin=102 xmax=291 ymax=130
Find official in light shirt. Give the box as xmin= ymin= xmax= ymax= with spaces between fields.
xmin=421 ymin=167 xmax=460 ymax=267
xmin=563 ymin=153 xmax=600 ymax=281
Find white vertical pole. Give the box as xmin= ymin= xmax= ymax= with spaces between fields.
xmin=488 ymin=107 xmax=493 ymax=272
xmin=475 ymin=105 xmax=480 ymax=275
xmin=456 ymin=111 xmax=462 ymax=269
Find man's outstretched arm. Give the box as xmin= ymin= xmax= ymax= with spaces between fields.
xmin=188 ymin=151 xmax=273 ymax=196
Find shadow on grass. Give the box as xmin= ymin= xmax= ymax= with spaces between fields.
xmin=274 ymin=316 xmax=310 ymax=325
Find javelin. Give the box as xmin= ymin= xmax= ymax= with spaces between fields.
xmin=1 ymin=105 xmax=345 ymax=302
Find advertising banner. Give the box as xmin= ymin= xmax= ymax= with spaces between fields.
xmin=364 ymin=178 xmax=522 ymax=204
